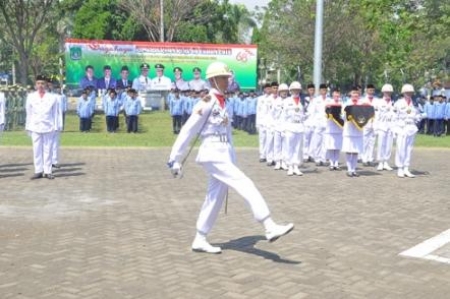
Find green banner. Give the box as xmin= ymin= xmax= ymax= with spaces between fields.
xmin=65 ymin=39 xmax=258 ymax=90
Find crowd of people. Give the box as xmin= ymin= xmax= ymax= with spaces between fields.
xmin=243 ymin=81 xmax=449 ymax=178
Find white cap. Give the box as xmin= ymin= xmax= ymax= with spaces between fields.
xmin=401 ymin=84 xmax=414 ymax=94
xmin=278 ymin=83 xmax=289 ymax=91
xmin=206 ymin=62 xmax=232 ymax=79
xmin=289 ymin=81 xmax=302 ymax=90
xmin=381 ymin=84 xmax=393 ymax=93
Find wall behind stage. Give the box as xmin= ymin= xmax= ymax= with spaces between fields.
xmin=65 ymin=39 xmax=257 ymax=90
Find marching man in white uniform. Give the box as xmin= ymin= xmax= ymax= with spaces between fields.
xmin=393 ymin=84 xmax=423 ymax=178
xmin=374 ymin=84 xmax=396 ymax=171
xmin=283 ymin=82 xmax=306 ymax=176
xmin=26 ymin=75 xmax=62 ymax=180
xmin=264 ymin=82 xmax=279 ymax=166
xmin=167 ymin=62 xmax=294 ymax=254
xmin=361 ymin=84 xmax=378 ymax=166
xmin=303 ymin=84 xmax=315 ymax=161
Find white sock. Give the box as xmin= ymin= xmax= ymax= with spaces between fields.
xmin=195 ymin=231 xmax=207 ymax=241
xmin=262 ymin=217 xmax=276 ymax=231
xmin=346 ymin=153 xmax=352 ymax=172
xmin=352 ymin=154 xmax=358 ymax=172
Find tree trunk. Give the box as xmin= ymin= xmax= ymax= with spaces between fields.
xmin=18 ymin=52 xmax=29 ymax=86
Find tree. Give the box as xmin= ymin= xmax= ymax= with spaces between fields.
xmin=0 ymin=0 xmax=57 ymax=84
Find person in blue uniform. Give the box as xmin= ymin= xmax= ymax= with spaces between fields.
xmin=103 ymin=89 xmax=120 ymax=133
xmin=124 ymin=89 xmax=142 ymax=133
xmin=97 ymin=65 xmax=117 ymax=90
xmin=77 ymin=90 xmax=94 ymax=132
xmin=169 ymin=89 xmax=184 ymax=134
xmin=433 ymin=94 xmax=445 ymax=136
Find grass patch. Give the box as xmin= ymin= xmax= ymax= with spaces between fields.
xmin=1 ymin=111 xmax=259 ymax=148
xmin=1 ymin=111 xmax=449 ymax=148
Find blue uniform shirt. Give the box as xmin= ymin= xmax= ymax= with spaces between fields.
xmin=125 ymin=97 xmax=142 ymax=116
xmin=444 ymin=102 xmax=450 ymax=119
xmin=169 ymin=96 xmax=184 ymax=116
xmin=183 ymin=96 xmax=194 ymax=115
xmin=77 ymin=97 xmax=93 ymax=118
xmin=247 ymin=96 xmax=257 ymax=115
xmin=434 ymin=102 xmax=446 ymax=119
xmin=424 ymin=102 xmax=436 ymax=119
xmin=103 ymin=96 xmax=120 ymax=116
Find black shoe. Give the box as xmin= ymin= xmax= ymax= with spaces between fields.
xmin=334 ymin=166 xmax=341 ymax=171
xmin=316 ymin=161 xmax=324 ymax=166
xmin=363 ymin=162 xmax=369 ymax=167
xmin=259 ymin=158 xmax=267 ymax=163
xmin=52 ymin=164 xmax=61 ymax=169
xmin=43 ymin=173 xmax=55 ymax=180
xmin=329 ymin=166 xmax=335 ymax=171
xmin=352 ymin=172 xmax=360 ymax=177
xmin=31 ymin=173 xmax=43 ymax=180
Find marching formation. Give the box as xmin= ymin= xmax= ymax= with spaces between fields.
xmin=254 ymin=81 xmax=425 ymax=178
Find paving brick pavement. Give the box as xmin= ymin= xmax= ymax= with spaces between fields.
xmin=0 ymin=146 xmax=449 ymax=299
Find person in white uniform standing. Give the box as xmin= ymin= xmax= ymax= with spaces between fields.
xmin=256 ymin=83 xmax=271 ymax=162
xmin=26 ymin=75 xmax=62 ymax=180
xmin=361 ymin=84 xmax=378 ymax=166
xmin=324 ymin=89 xmax=344 ymax=171
xmin=273 ymin=83 xmax=288 ymax=170
xmin=264 ymin=82 xmax=279 ymax=166
xmin=374 ymin=84 xmax=396 ymax=171
xmin=393 ymin=84 xmax=423 ymax=178
xmin=167 ymin=62 xmax=294 ymax=254
xmin=342 ymin=88 xmax=364 ymax=177
xmin=309 ymin=83 xmax=329 ymax=166
xmin=283 ymin=82 xmax=306 ymax=176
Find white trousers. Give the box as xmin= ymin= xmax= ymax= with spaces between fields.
xmin=362 ymin=128 xmax=376 ymax=163
xmin=377 ymin=130 xmax=393 ymax=162
xmin=345 ymin=153 xmax=358 ymax=172
xmin=273 ymin=130 xmax=284 ymax=161
xmin=309 ymin=128 xmax=326 ymax=163
xmin=197 ymin=161 xmax=271 ymax=235
xmin=52 ymin=131 xmax=60 ymax=164
xmin=285 ymin=131 xmax=303 ymax=166
xmin=31 ymin=131 xmax=55 ymax=174
xmin=327 ymin=150 xmax=340 ymax=167
xmin=258 ymin=127 xmax=267 ymax=159
xmin=303 ymin=126 xmax=313 ymax=159
xmin=395 ymin=133 xmax=415 ymax=168
xmin=265 ymin=129 xmax=274 ymax=162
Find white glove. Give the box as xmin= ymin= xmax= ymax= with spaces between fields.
xmin=167 ymin=161 xmax=182 ymax=178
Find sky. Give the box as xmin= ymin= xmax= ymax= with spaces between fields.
xmin=229 ymin=0 xmax=270 ymax=11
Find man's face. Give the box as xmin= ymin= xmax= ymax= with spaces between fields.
xmin=213 ymin=76 xmax=229 ymax=92
xmin=271 ymin=86 xmax=278 ymax=95
xmin=383 ymin=92 xmax=392 ymax=98
xmin=279 ymin=90 xmax=288 ymax=98
xmin=121 ymin=70 xmax=129 ymax=79
xmin=156 ymin=68 xmax=164 ymax=77
xmin=291 ymin=89 xmax=300 ymax=96
xmin=104 ymin=69 xmax=111 ymax=77
xmin=332 ymin=91 xmax=340 ymax=100
xmin=86 ymin=68 xmax=94 ymax=78
xmin=307 ymin=87 xmax=315 ymax=96
xmin=366 ymin=87 xmax=375 ymax=96
xmin=351 ymin=91 xmax=359 ymax=101
xmin=141 ymin=68 xmax=149 ymax=76
xmin=174 ymin=70 xmax=182 ymax=80
xmin=404 ymin=92 xmax=413 ymax=98
xmin=36 ymin=80 xmax=46 ymax=92
xmin=319 ymin=88 xmax=327 ymax=96
xmin=193 ymin=71 xmax=201 ymax=79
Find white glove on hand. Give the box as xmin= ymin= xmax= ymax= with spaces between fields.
xmin=167 ymin=161 xmax=182 ymax=178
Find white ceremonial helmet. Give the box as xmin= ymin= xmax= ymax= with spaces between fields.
xmin=278 ymin=83 xmax=289 ymax=91
xmin=289 ymin=81 xmax=302 ymax=90
xmin=206 ymin=62 xmax=232 ymax=79
xmin=381 ymin=84 xmax=393 ymax=93
xmin=401 ymin=84 xmax=414 ymax=94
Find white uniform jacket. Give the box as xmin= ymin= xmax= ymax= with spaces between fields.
xmin=373 ymin=97 xmax=395 ymax=132
xmin=169 ymin=88 xmax=235 ymax=164
xmin=283 ymin=97 xmax=306 ymax=133
xmin=393 ymin=98 xmax=422 ymax=137
xmin=25 ymin=91 xmax=61 ymax=133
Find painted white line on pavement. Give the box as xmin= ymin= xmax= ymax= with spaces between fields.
xmin=399 ymin=229 xmax=450 ymax=265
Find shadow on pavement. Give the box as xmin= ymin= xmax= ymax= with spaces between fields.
xmin=216 ymin=235 xmax=301 ymax=265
